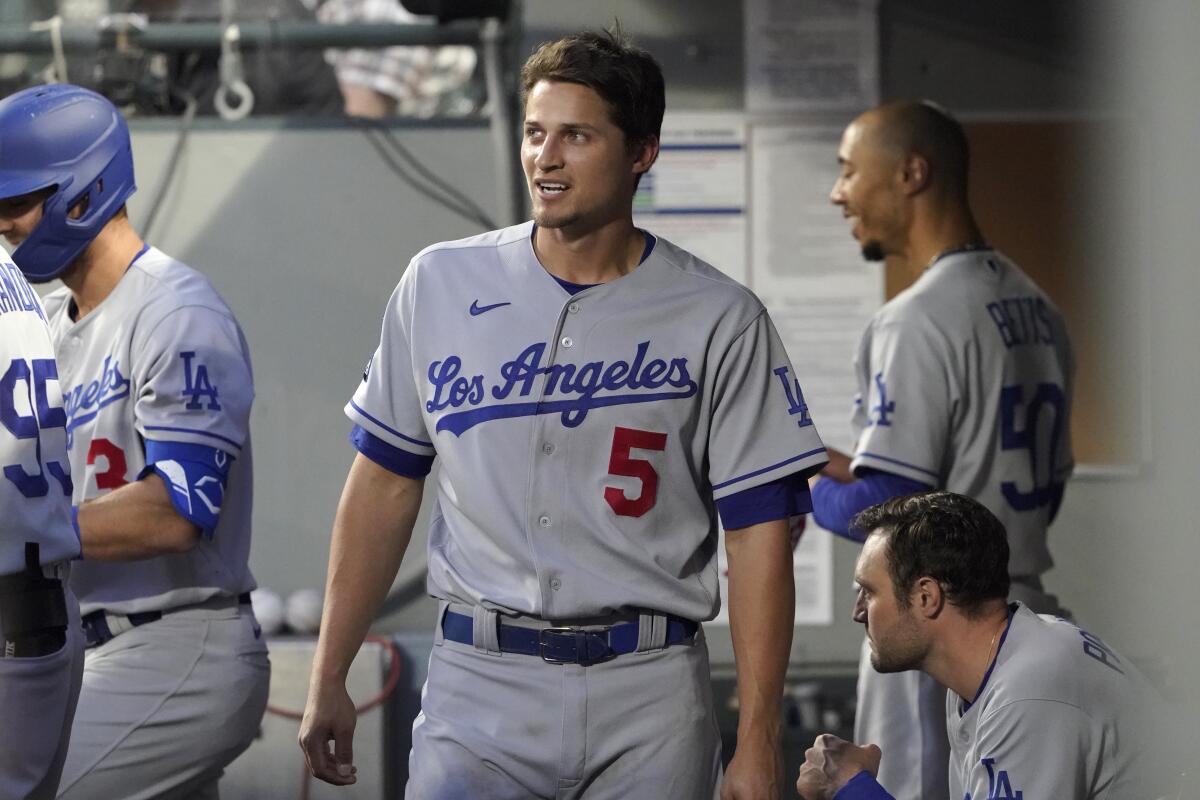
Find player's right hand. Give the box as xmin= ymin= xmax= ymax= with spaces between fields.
xmin=795 ymin=734 xmax=881 ymax=800
xmin=299 ymin=679 xmax=359 ymax=786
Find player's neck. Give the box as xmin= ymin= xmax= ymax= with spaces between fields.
xmin=533 ymin=217 xmax=644 ymax=285
xmin=927 ymin=602 xmax=1011 ymax=702
xmin=907 ymin=203 xmax=984 ymax=276
xmin=60 ymin=219 xmax=146 ymax=321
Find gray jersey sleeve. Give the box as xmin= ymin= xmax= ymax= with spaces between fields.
xmin=964 ymin=699 xmax=1099 ymax=798
xmin=708 ymin=310 xmax=826 ymax=499
xmin=346 ymin=268 xmax=435 ymax=458
xmin=131 ymin=305 xmax=252 ymax=455
xmin=851 ymin=320 xmax=949 ymax=486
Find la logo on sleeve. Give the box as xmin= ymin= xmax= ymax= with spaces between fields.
xmin=179 ymin=351 xmax=221 ymax=411
xmin=978 ymin=757 xmax=1023 ymax=800
xmin=772 ymin=366 xmax=813 ymax=428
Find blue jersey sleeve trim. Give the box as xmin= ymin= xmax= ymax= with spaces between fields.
xmin=350 ymin=425 xmax=434 ymax=479
xmin=855 ymin=451 xmax=939 ymax=481
xmin=717 ymin=473 xmax=813 ymax=530
xmin=141 ymin=424 xmax=242 ymax=451
xmin=711 ymin=447 xmax=827 ymax=491
xmin=347 ymin=399 xmax=433 ymax=448
xmin=143 ymin=440 xmax=236 ymax=466
xmin=833 ymin=770 xmax=897 ymax=800
xmin=811 ymin=470 xmax=934 ymax=540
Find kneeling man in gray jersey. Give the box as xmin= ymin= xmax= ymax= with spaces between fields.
xmin=796 ymin=492 xmax=1175 ymax=800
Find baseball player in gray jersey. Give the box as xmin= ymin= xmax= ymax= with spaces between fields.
xmin=796 ymin=492 xmax=1175 ymax=800
xmin=301 ymin=30 xmax=827 ymax=800
xmin=810 ymin=100 xmax=1074 ymax=799
xmin=0 ymin=243 xmax=84 ymax=800
xmin=0 ymin=84 xmax=269 ymax=799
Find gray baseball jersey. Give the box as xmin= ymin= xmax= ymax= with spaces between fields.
xmin=851 ymin=248 xmax=1075 ymax=800
xmin=347 ymin=221 xmax=827 ymax=621
xmin=0 ymin=246 xmax=84 ymax=800
xmin=849 ymin=248 xmax=1074 ymax=579
xmin=0 ymin=254 xmax=78 ymax=573
xmin=948 ymin=604 xmax=1173 ymax=800
xmin=44 ymin=246 xmax=269 ymax=799
xmin=43 ymin=246 xmax=256 ymax=615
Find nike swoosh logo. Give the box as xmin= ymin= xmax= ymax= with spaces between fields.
xmin=469 ymin=300 xmax=512 ymax=316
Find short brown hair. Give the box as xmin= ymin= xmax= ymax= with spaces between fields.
xmin=521 ymin=28 xmax=665 ymax=147
xmin=851 ymin=491 xmax=1010 ymax=617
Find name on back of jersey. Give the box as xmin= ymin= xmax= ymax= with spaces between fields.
xmin=986 ymin=295 xmax=1057 ymax=349
xmin=0 ymin=260 xmax=47 ymax=321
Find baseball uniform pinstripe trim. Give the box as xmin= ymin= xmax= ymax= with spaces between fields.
xmin=347 ymin=398 xmax=433 ymax=447
xmin=711 ymin=447 xmax=827 ymax=491
xmin=856 ymin=452 xmax=939 ymax=480
xmin=142 ymin=425 xmax=242 ymax=451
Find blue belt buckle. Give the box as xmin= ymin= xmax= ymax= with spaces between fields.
xmin=538 ymin=626 xmax=616 ymax=666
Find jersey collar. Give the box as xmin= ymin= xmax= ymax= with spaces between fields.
xmin=959 ymin=601 xmax=1019 ymax=715
xmin=926 ymin=242 xmax=993 ymax=272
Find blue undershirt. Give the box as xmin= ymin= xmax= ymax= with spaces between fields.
xmin=833 ymin=770 xmax=897 ymax=800
xmin=811 ymin=469 xmax=933 ymax=540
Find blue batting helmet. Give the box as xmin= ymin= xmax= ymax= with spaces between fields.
xmin=0 ymin=84 xmax=137 ymax=282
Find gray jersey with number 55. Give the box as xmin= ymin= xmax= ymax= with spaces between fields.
xmin=347 ymin=222 xmax=827 ymax=621
xmin=848 ymin=249 xmax=1074 ymax=578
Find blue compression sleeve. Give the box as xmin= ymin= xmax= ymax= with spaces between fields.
xmin=350 ymin=424 xmax=435 ymax=478
xmin=833 ymin=770 xmax=897 ymax=800
xmin=141 ymin=441 xmax=234 ymax=539
xmin=716 ymin=472 xmax=813 ymax=529
xmin=811 ymin=469 xmax=932 ymax=540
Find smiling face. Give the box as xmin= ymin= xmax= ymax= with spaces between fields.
xmin=520 ymin=80 xmax=656 ymax=234
xmin=853 ymin=533 xmax=928 ymax=673
xmin=829 ymin=116 xmax=910 ymax=262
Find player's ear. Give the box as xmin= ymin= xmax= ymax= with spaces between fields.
xmin=631 ymin=134 xmax=659 ymax=177
xmin=914 ymin=576 xmax=945 ymax=619
xmin=900 ymin=154 xmax=930 ymax=196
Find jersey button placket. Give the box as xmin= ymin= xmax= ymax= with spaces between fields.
xmin=532 ymin=309 xmax=576 ymax=616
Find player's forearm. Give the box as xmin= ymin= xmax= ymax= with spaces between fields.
xmin=819 ymin=448 xmax=855 ymax=483
xmin=77 ymin=473 xmax=200 ymax=560
xmin=725 ymin=518 xmax=795 ymax=740
xmin=311 ymin=454 xmax=423 ymax=684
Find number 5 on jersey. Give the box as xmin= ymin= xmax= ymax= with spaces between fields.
xmin=604 ymin=426 xmax=667 ymax=518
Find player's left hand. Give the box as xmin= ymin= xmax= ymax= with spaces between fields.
xmin=795 ymin=734 xmax=881 ymax=800
xmin=721 ymin=733 xmax=784 ymax=800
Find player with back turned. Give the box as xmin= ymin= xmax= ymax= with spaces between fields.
xmin=809 ymin=100 xmax=1075 ymax=799
xmin=300 ymin=29 xmax=828 ymax=800
xmin=795 ymin=492 xmax=1175 ymax=800
xmin=0 ymin=241 xmax=84 ymax=800
xmin=0 ymin=83 xmax=270 ymax=799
